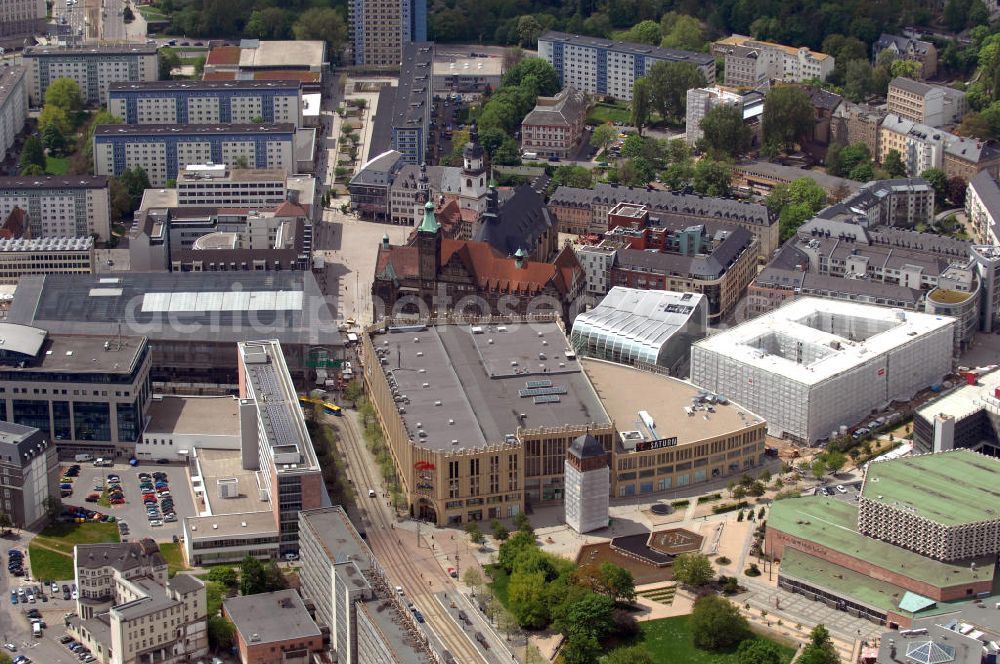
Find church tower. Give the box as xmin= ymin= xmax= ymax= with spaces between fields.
xmin=416 ymin=200 xmax=441 ymax=283
xmin=459 ymin=124 xmax=488 ymax=214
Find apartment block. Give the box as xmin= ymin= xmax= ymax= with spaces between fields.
xmin=880 ymin=114 xmax=1000 ymax=180
xmin=713 ymin=35 xmax=834 ymax=86
xmin=538 ymin=31 xmax=715 ymax=101
xmin=831 ymin=102 xmax=886 ymax=157
xmin=968 ymin=170 xmax=1000 ymax=245
xmin=0 ymin=65 xmax=27 ymax=160
xmin=887 ymin=77 xmax=966 ymax=127
xmin=874 ymin=33 xmax=937 ymax=79
xmin=23 ymin=44 xmax=159 ymax=106
xmin=71 ymin=540 xmax=208 ymax=664
xmin=0 ymin=236 xmax=94 ymax=284
xmin=0 ymin=0 xmax=45 ymax=47
xmin=0 ymin=421 xmax=58 ymax=529
xmin=520 ymin=87 xmax=590 ymax=159
xmin=0 ymin=322 xmax=152 ymax=458
xmin=108 ymin=80 xmax=303 ymax=127
xmin=93 ymin=123 xmax=298 ymax=187
xmin=223 ymin=590 xmax=324 ymax=664
xmin=349 ymin=0 xmax=427 ymax=69
xmin=368 ymin=43 xmax=433 ymax=165
xmin=0 ymin=176 xmax=111 ymax=240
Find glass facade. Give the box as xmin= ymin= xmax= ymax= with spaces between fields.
xmin=53 ymin=401 xmax=72 ymax=441
xmin=12 ymin=400 xmax=49 ymax=433
xmin=116 ymin=399 xmax=141 ymax=443
xmin=73 ymin=402 xmax=111 ymax=442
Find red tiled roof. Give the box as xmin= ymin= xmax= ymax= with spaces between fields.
xmin=273 ymin=200 xmax=306 ymax=217
xmin=253 ymin=71 xmax=321 ymax=83
xmin=1 ymin=207 xmax=27 ymax=239
xmin=205 ymin=46 xmax=241 ymax=66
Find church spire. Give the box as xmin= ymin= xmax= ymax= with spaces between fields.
xmin=418 ymin=200 xmax=440 ymax=234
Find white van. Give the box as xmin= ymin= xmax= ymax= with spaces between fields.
xmin=32 ymin=622 xmax=42 ymax=637
xmin=74 ymin=453 xmax=94 ymax=462
xmin=522 ymin=151 xmax=538 ymax=160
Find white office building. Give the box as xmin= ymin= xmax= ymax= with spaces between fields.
xmin=23 ymin=43 xmax=159 ymax=106
xmin=0 ymin=65 xmax=27 ymax=160
xmin=685 ymin=86 xmax=745 ymax=147
xmin=0 ymin=176 xmax=111 ymax=240
xmin=538 ymin=31 xmax=715 ymax=101
xmin=690 ymin=298 xmax=955 ymax=443
xmin=0 ymin=236 xmax=93 ymax=284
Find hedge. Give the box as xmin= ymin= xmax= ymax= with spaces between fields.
xmin=712 ymin=501 xmax=749 ymax=514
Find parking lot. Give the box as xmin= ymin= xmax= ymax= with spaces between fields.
xmin=64 ymin=461 xmax=195 ymax=543
xmin=815 ymin=481 xmax=863 ymax=501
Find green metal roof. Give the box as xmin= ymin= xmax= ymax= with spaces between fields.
xmin=768 ymin=496 xmax=995 ymax=588
xmin=862 ymin=450 xmax=1000 ymax=526
xmin=418 ymin=200 xmax=440 ymax=234
xmin=898 ymin=591 xmax=938 ymax=613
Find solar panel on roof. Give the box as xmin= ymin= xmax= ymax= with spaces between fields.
xmin=533 ymin=395 xmax=561 ymax=404
xmin=525 ymin=379 xmax=553 ymax=388
xmin=518 ymin=386 xmax=568 ymax=397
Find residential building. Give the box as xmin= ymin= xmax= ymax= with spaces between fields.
xmin=367 ymin=43 xmax=433 ymax=165
xmin=0 ymin=176 xmax=111 ymax=240
xmin=0 ymin=322 xmax=151 ymax=458
xmin=799 ymin=85 xmax=843 ymax=149
xmin=359 ymin=318 xmax=768 ymax=524
xmin=520 ymin=87 xmax=590 ymax=159
xmin=569 ymin=287 xmax=707 ymax=374
xmin=819 ymin=177 xmax=936 ymax=228
xmin=5 ymin=271 xmax=342 ymax=386
xmin=831 ymin=102 xmax=887 ymax=158
xmin=23 ymin=44 xmax=159 ymax=106
xmin=575 ymin=243 xmax=617 ymax=298
xmin=873 ymin=33 xmax=937 ymax=79
xmin=0 ymin=0 xmax=45 ymax=48
xmin=108 ymin=79 xmax=303 ymax=127
xmin=128 ymin=200 xmax=312 ymax=273
xmin=767 ymin=451 xmax=1000 ymax=628
xmin=349 ymin=150 xmax=403 ymax=222
xmin=70 ymin=540 xmax=208 ymax=664
xmin=372 ymin=202 xmax=585 ymax=322
xmin=887 ymin=77 xmax=966 ymax=127
xmin=943 ymin=134 xmax=1000 ymax=183
xmin=685 ymin=86 xmax=765 ymax=147
xmin=548 ymin=183 xmax=778 ymax=258
xmin=538 ymin=31 xmax=715 ymax=101
xmin=0 ymin=65 xmax=27 ymax=160
xmin=223 ymin=590 xmax=324 ymax=664
xmin=0 ymin=421 xmax=58 ymax=529
xmin=731 ymin=160 xmax=863 ymax=198
xmin=349 ymin=0 xmax=426 ymax=69
xmin=690 ymin=298 xmax=955 ymax=443
xmin=202 ymin=40 xmax=326 ymax=92
xmin=92 ymin=123 xmax=300 ymax=187
xmin=0 ymin=236 xmax=94 ymax=284
xmin=713 ymin=35 xmax=834 ymax=85
xmin=880 ymin=114 xmax=1000 ymax=180
xmin=432 ymin=54 xmax=502 ymax=92
xmin=967 ymin=170 xmax=1000 ymax=245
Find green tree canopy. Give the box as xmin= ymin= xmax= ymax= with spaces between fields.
xmin=591 ymin=124 xmax=617 ymax=154
xmin=920 ymin=168 xmax=947 ymax=206
xmin=39 ymin=105 xmax=72 ymax=137
xmin=159 ymin=48 xmax=180 ymax=80
xmin=551 ymin=164 xmax=593 ymax=189
xmin=693 ymin=159 xmax=731 ymax=197
xmin=19 ymin=135 xmax=46 ymax=173
xmin=699 ymin=104 xmax=752 ymax=159
xmin=631 ymin=78 xmax=652 ymax=133
xmin=762 ymin=86 xmax=816 ymax=153
xmin=691 ymin=594 xmax=751 ymax=651
xmin=501 ymin=58 xmax=560 ymax=97
xmin=619 ymin=20 xmax=661 ymax=45
xmin=799 ymin=624 xmax=840 ymax=664
xmin=671 ymin=552 xmax=715 ymax=587
xmin=646 ymin=61 xmax=706 ymax=121
xmin=239 ymin=554 xmax=269 ymax=596
xmin=508 ymin=569 xmax=550 ymax=628
xmin=292 ymin=8 xmax=348 ymax=56
xmin=44 ymin=78 xmax=84 ymax=114
xmin=490 ymin=519 xmax=510 ymax=542
xmin=883 ymin=149 xmax=908 ymax=178
xmin=659 ymin=12 xmax=705 ymax=51
xmin=737 ymin=638 xmax=785 ymax=664
xmin=843 ymin=60 xmax=874 ymax=103
xmin=889 ymin=59 xmax=923 ymax=79
xmin=553 ymin=591 xmax=616 ymax=642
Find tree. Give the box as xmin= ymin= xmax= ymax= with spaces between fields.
xmin=919 ymin=168 xmax=947 ymax=206
xmin=883 ymin=149 xmax=908 ymax=178
xmin=889 ymin=60 xmax=922 ymax=81
xmin=693 ymin=159 xmax=731 ymax=197
xmin=562 ymin=633 xmax=602 ymax=664
xmin=748 ymin=480 xmax=766 ymax=497
xmin=621 ymin=134 xmax=646 ymax=159
xmin=513 ymin=511 xmax=533 ymax=536
xmin=516 ymin=16 xmax=543 ymax=47
xmin=843 ymin=60 xmax=874 ymax=103
xmin=44 ymin=78 xmax=84 ymax=114
xmin=554 ymin=591 xmax=616 ymax=642
xmin=508 ymin=569 xmax=549 ymax=628
xmin=620 ymin=20 xmax=661 ymax=46
xmin=812 ymin=459 xmax=827 ymax=480
xmin=239 ymin=554 xmax=269 ymax=596
xmin=585 ymin=563 xmax=635 ymax=604
xmin=737 ymin=639 xmax=784 ymax=664
xmin=660 ymin=12 xmax=705 ymax=52
xmin=591 ymin=124 xmax=617 ymax=155
xmin=947 ymin=176 xmax=967 ymax=206
xmin=603 ymin=646 xmax=655 ymax=664
xmin=552 ymin=164 xmax=593 ymax=188
xmin=293 ymin=8 xmax=348 ymax=56
xmin=44 ymin=495 xmax=62 ymax=519
xmin=479 ymin=126 xmax=506 ymax=156
xmin=690 ymin=594 xmax=750 ymax=651
xmin=646 ymin=61 xmax=706 ymax=121
xmin=732 ymin=485 xmax=748 ymax=500
xmin=233 ymin=154 xmax=251 ymax=169
xmin=672 ymin=552 xmax=714 ymax=587
xmin=159 ymin=48 xmax=180 ymax=80
xmin=122 ymin=4 xmax=134 ymax=22
xmin=207 ymin=566 xmax=238 ymax=587
xmin=825 ymin=451 xmax=847 ymax=475
xmin=762 ymin=86 xmax=815 ymax=153
xmin=699 ymin=104 xmax=752 ymax=159
xmin=39 ymin=105 xmax=72 ymax=137
xmin=491 ymin=519 xmax=510 ymax=542
xmin=465 ymin=521 xmax=484 ymax=547
xmin=19 ymin=135 xmax=46 ymax=173
xmin=501 ymin=58 xmax=560 ymax=97
xmin=944 ymin=0 xmax=969 ymax=32
xmin=631 ymin=78 xmax=651 ymax=133
xmin=799 ymin=625 xmax=840 ymax=664
xmin=207 ymin=616 xmax=235 ymax=650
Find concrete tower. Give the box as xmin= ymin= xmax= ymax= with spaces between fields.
xmin=564 ymin=433 xmax=610 ymax=534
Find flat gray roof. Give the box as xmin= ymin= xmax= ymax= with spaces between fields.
xmin=540 ymin=30 xmax=714 ymax=66
xmin=108 ymin=79 xmax=301 ymax=92
xmin=94 ymin=123 xmax=296 ymax=137
xmin=0 ymin=332 xmax=146 ymax=375
xmin=224 ymin=590 xmax=321 ymax=644
xmin=0 ymin=66 xmax=25 ymax=108
xmin=299 ymin=506 xmax=372 ymax=571
xmin=358 ymin=600 xmax=429 ymax=664
xmin=374 ymin=323 xmax=607 ymax=451
xmin=144 ymin=396 xmax=240 ymax=437
xmin=0 ymin=175 xmax=109 ymax=190
xmin=25 ymin=43 xmax=158 ymax=56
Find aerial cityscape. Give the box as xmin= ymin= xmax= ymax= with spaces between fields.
xmin=0 ymin=0 xmax=1000 ymax=663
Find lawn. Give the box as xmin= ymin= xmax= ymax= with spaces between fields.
xmin=34 ymin=521 xmax=120 ymax=555
xmin=138 ymin=5 xmax=168 ymax=19
xmin=608 ymin=615 xmax=798 ymax=664
xmin=159 ymin=542 xmax=188 ymax=577
xmin=587 ymin=102 xmax=631 ymax=126
xmin=27 ymin=544 xmax=76 ymax=581
xmin=45 ymin=156 xmax=69 ymax=175
xmin=486 ymin=564 xmax=512 ymax=609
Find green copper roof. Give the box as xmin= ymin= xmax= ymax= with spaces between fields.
xmin=514 ymin=247 xmax=526 ymax=258
xmin=418 ymin=200 xmax=440 ymax=233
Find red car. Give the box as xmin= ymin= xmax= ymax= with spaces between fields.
xmin=85 ymin=494 xmax=100 ymax=503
